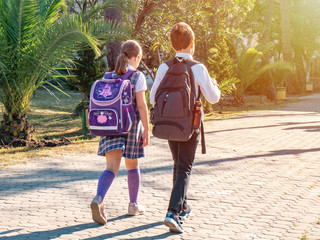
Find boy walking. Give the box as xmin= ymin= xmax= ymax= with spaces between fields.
xmin=150 ymin=22 xmax=221 ymax=233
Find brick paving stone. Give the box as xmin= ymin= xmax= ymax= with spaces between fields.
xmin=0 ymin=93 xmax=320 ymax=240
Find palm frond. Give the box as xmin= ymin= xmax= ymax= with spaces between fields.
xmin=0 ymin=3 xmax=100 ymax=116
xmin=88 ymin=19 xmax=130 ymax=42
xmin=38 ymin=0 xmax=67 ymax=24
xmin=82 ymin=0 xmax=124 ymax=23
xmin=27 ymin=15 xmax=100 ymax=88
xmin=0 ymin=0 xmax=39 ymax=49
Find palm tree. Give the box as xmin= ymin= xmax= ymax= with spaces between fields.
xmin=232 ymin=46 xmax=293 ymax=105
xmin=0 ymin=0 xmax=100 ymax=143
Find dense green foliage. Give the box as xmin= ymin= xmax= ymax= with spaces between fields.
xmin=2 ymin=0 xmax=320 ymax=142
xmin=65 ymin=0 xmax=129 ymax=102
xmin=0 ymin=0 xmax=99 ymax=141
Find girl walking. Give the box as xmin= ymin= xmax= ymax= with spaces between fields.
xmin=91 ymin=40 xmax=149 ymax=225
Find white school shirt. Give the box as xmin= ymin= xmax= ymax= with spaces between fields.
xmin=128 ymin=65 xmax=147 ymax=93
xmin=149 ymin=53 xmax=221 ymax=105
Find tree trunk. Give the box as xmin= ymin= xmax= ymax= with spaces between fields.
xmin=133 ymin=0 xmax=172 ymax=36
xmin=104 ymin=5 xmax=122 ymax=71
xmin=262 ymin=0 xmax=276 ymax=100
xmin=280 ymin=0 xmax=292 ymax=62
xmin=0 ymin=113 xmax=34 ymax=144
xmin=280 ymin=0 xmax=297 ymax=93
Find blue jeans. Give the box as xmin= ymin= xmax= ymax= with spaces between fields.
xmin=167 ymin=130 xmax=200 ymax=214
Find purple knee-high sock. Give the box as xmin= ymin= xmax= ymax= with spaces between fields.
xmin=97 ymin=170 xmax=115 ymax=200
xmin=127 ymin=169 xmax=140 ymax=204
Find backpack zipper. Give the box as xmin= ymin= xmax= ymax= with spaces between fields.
xmin=155 ymin=121 xmax=185 ymax=132
xmin=156 ymin=89 xmax=187 ymax=110
xmin=161 ymin=94 xmax=169 ymax=115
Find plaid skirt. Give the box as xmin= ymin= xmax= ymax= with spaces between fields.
xmin=97 ymin=116 xmax=145 ymax=159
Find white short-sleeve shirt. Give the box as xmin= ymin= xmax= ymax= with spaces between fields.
xmin=128 ymin=65 xmax=147 ymax=93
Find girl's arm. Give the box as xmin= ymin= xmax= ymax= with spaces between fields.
xmin=136 ymin=90 xmax=149 ymax=147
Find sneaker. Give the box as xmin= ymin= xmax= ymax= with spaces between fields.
xmin=163 ymin=212 xmax=184 ymax=233
xmin=127 ymin=202 xmax=146 ymax=216
xmin=179 ymin=205 xmax=192 ymax=221
xmin=90 ymin=195 xmax=107 ymax=225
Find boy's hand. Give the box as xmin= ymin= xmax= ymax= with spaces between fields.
xmin=211 ymin=77 xmax=218 ymax=86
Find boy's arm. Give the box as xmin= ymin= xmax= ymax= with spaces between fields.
xmin=193 ymin=64 xmax=221 ymax=104
xmin=149 ymin=63 xmax=169 ymax=105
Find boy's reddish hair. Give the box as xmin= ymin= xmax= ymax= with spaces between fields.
xmin=170 ymin=22 xmax=194 ymax=51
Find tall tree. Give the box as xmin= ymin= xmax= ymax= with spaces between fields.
xmin=104 ymin=1 xmax=122 ymax=70
xmin=280 ymin=0 xmax=296 ymax=92
xmin=262 ymin=0 xmax=276 ymax=100
xmin=280 ymin=0 xmax=292 ymax=62
xmin=290 ymin=0 xmax=320 ymax=93
xmin=66 ymin=0 xmax=129 ymax=102
xmin=128 ymin=0 xmax=255 ymax=76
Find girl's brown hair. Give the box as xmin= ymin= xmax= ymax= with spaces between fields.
xmin=115 ymin=40 xmax=142 ymax=75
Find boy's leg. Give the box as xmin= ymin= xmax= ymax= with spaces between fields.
xmin=167 ymin=131 xmax=200 ymax=214
xmin=170 ymin=147 xmax=188 ymax=211
xmin=168 ymin=140 xmax=188 ymax=210
xmin=169 ymin=141 xmax=179 ymax=185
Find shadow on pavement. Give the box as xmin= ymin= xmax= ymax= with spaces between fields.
xmin=1 ymin=147 xmax=320 ymax=197
xmin=0 ymin=216 xmax=164 ymax=240
xmin=194 ymin=147 xmax=320 ymax=168
xmin=205 ymin=120 xmax=320 ymax=134
xmin=82 ymin=221 xmax=163 ymax=240
xmin=0 ymin=229 xmax=23 ymax=236
xmin=283 ymin=125 xmax=320 ymax=132
xmin=128 ymin=232 xmax=181 ymax=240
xmin=0 ymin=222 xmax=98 ymax=240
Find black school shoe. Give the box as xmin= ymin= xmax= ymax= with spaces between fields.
xmin=179 ymin=205 xmax=192 ymax=221
xmin=163 ymin=212 xmax=184 ymax=233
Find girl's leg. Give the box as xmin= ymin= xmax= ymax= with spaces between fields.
xmin=125 ymin=158 xmax=145 ymax=215
xmin=91 ymin=149 xmax=122 ymax=225
xmin=125 ymin=158 xmax=139 ymax=204
xmin=96 ymin=149 xmax=122 ymax=200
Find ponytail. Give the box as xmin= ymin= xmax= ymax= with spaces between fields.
xmin=114 ymin=40 xmax=142 ymax=76
xmin=115 ymin=53 xmax=128 ymax=76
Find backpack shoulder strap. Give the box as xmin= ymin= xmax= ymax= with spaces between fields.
xmin=185 ymin=59 xmax=200 ymax=98
xmin=120 ymin=69 xmax=137 ymax=80
xmin=163 ymin=58 xmax=201 ymax=98
xmin=185 ymin=59 xmax=206 ymax=154
xmin=164 ymin=58 xmax=175 ymax=68
xmin=102 ymin=71 xmax=114 ymax=80
xmin=102 ymin=69 xmax=137 ymax=81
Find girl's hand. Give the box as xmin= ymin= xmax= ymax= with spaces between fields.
xmin=142 ymin=130 xmax=149 ymax=148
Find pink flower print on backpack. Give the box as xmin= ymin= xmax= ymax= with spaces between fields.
xmin=97 ymin=113 xmax=108 ymax=124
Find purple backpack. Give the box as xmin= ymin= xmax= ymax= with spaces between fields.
xmin=88 ymin=69 xmax=137 ymax=136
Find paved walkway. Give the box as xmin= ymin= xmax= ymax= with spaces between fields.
xmin=1 ymin=94 xmax=320 ymax=240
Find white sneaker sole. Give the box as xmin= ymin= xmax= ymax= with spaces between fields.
xmin=127 ymin=211 xmax=145 ymax=216
xmin=90 ymin=201 xmax=107 ymax=225
xmin=164 ymin=218 xmax=184 ymax=233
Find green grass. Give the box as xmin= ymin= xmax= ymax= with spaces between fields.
xmin=0 ymin=88 xmax=100 ymax=168
xmin=28 ymin=88 xmax=83 ymax=139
